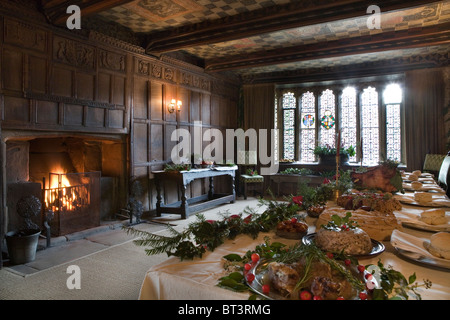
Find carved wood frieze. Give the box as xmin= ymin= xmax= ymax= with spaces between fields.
xmin=53 ymin=36 xmax=95 ymax=70
xmin=23 ymin=91 xmax=120 ymax=110
xmin=3 ymin=18 xmax=47 ymax=53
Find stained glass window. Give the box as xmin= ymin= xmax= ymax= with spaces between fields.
xmin=319 ymin=89 xmax=336 ymax=148
xmin=300 ymin=91 xmax=316 ymax=162
xmin=341 ymin=87 xmax=357 ymax=162
xmin=384 ymin=84 xmax=402 ymax=162
xmin=274 ymin=94 xmax=279 ymax=162
xmin=282 ymin=92 xmax=296 ymax=160
xmin=361 ymin=86 xmax=379 ymax=165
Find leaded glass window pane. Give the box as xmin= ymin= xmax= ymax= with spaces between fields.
xmin=319 ymin=89 xmax=336 ymax=147
xmin=300 ymin=91 xmax=316 ymax=162
xmin=386 ymin=104 xmax=401 ymax=162
xmin=361 ymin=86 xmax=379 ymax=165
xmin=341 ymin=87 xmax=357 ymax=162
xmin=282 ymin=92 xmax=296 ymax=160
xmin=384 ymin=84 xmax=402 ymax=162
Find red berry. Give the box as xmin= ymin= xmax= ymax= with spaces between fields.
xmin=365 ymin=273 xmax=373 ymax=280
xmin=251 ymin=253 xmax=260 ymax=263
xmin=262 ymin=284 xmax=270 ymax=294
xmin=300 ymin=290 xmax=312 ymax=300
xmin=344 ymin=259 xmax=352 ymax=266
xmin=291 ymin=217 xmax=297 ymax=223
xmin=336 ymin=296 xmax=345 ymax=300
xmin=359 ymin=292 xmax=368 ymax=300
xmin=246 ymin=273 xmax=255 ymax=282
xmin=313 ymin=295 xmax=322 ymax=300
xmin=326 ymin=252 xmax=334 ymax=259
xmin=357 ymin=265 xmax=365 ymax=273
xmin=244 ymin=263 xmax=252 ymax=271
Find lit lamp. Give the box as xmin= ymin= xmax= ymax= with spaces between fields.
xmin=168 ymin=99 xmax=182 ymax=113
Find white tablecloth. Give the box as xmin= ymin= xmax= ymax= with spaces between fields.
xmin=139 ymin=210 xmax=450 ymax=300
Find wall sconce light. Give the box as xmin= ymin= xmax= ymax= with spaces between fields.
xmin=168 ymin=99 xmax=182 ymax=113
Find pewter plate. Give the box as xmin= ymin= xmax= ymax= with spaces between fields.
xmin=302 ymin=233 xmax=385 ymax=258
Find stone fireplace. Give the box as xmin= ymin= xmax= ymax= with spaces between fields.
xmin=4 ymin=133 xmax=127 ymax=237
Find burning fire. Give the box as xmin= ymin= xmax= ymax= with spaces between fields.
xmin=44 ymin=168 xmax=79 ymax=212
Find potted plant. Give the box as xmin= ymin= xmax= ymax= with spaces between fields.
xmin=5 ymin=196 xmax=42 ymax=265
xmin=313 ymin=144 xmax=355 ymax=165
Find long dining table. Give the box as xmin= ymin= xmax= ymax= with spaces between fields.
xmin=139 ymin=173 xmax=450 ymax=301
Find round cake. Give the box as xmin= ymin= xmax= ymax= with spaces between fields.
xmin=315 ymin=227 xmax=372 ymax=255
xmin=428 ymin=232 xmax=450 ymax=260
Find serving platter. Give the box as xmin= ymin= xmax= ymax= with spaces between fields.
xmin=246 ymin=258 xmax=379 ymax=300
xmin=302 ymin=233 xmax=385 ymax=258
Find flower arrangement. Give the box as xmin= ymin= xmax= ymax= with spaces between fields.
xmin=313 ymin=144 xmax=356 ymax=157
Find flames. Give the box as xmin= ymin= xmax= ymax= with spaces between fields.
xmin=44 ymin=168 xmax=78 ymax=212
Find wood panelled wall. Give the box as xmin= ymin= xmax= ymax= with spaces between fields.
xmin=0 ymin=12 xmax=239 ymax=215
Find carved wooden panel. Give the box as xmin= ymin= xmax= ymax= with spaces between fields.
xmin=64 ymin=104 xmax=83 ymax=126
xmin=178 ymin=87 xmax=189 ymax=123
xmin=109 ymin=109 xmax=125 ymax=129
xmin=53 ymin=36 xmax=95 ymax=70
xmin=190 ymin=91 xmax=200 ymax=122
xmin=2 ymin=48 xmax=23 ymax=92
xmin=164 ymin=124 xmax=177 ymax=160
xmin=3 ymin=96 xmax=29 ymax=123
xmin=201 ymin=93 xmax=211 ymax=125
xmin=150 ymin=123 xmax=163 ymax=162
xmin=52 ymin=67 xmax=72 ymax=97
xmin=29 ymin=56 xmax=48 ymax=94
xmin=76 ymin=72 xmax=95 ymax=101
xmin=150 ymin=81 xmax=163 ymax=121
xmin=86 ymin=107 xmax=105 ymax=128
xmin=97 ymin=72 xmax=111 ymax=103
xmin=211 ymin=95 xmax=220 ymax=127
xmin=133 ymin=77 xmax=148 ymax=119
xmin=133 ymin=122 xmax=148 ymax=164
xmin=3 ymin=18 xmax=47 ymax=53
xmin=98 ymin=49 xmax=126 ymax=73
xmin=36 ymin=100 xmax=58 ymax=125
xmin=113 ymin=76 xmax=126 ymax=106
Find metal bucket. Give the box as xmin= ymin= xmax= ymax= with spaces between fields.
xmin=5 ymin=229 xmax=41 ymax=265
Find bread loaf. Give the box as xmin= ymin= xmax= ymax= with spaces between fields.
xmin=420 ymin=209 xmax=447 ymax=225
xmin=409 ymin=174 xmax=419 ymax=181
xmin=414 ymin=192 xmax=432 ymax=203
xmin=428 ymin=232 xmax=450 ymax=260
xmin=317 ymin=208 xmax=402 ymax=241
xmin=411 ymin=181 xmax=423 ymax=190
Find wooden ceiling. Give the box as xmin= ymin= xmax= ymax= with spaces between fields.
xmin=39 ymin=0 xmax=450 ymax=83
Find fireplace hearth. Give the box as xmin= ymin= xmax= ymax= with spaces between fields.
xmin=4 ymin=134 xmax=127 ymax=238
xmin=44 ymin=171 xmax=101 ymax=236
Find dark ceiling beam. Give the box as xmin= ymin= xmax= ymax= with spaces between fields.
xmin=145 ymin=0 xmax=440 ymax=54
xmin=205 ymin=22 xmax=450 ymax=72
xmin=39 ymin=0 xmax=135 ymax=25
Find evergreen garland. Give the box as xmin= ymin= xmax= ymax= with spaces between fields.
xmin=123 ymin=198 xmax=302 ymax=260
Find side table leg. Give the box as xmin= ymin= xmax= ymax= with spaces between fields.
xmin=230 ymin=175 xmax=236 ymax=203
xmin=155 ymin=178 xmax=162 ymax=217
xmin=208 ymin=177 xmax=214 ymax=200
xmin=180 ymin=183 xmax=189 ymax=219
